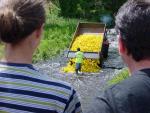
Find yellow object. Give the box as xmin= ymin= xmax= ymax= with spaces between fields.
xmin=75 ymin=51 xmax=84 ymax=63
xmin=62 ymin=34 xmax=103 ymax=73
xmin=71 ymin=34 xmax=103 ymax=52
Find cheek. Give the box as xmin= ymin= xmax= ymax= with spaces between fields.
xmin=118 ymin=37 xmax=126 ymax=56
xmin=118 ymin=46 xmax=121 ymax=55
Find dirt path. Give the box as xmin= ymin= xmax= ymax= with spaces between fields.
xmin=34 ymin=29 xmax=125 ymax=112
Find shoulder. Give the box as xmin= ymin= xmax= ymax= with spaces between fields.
xmin=33 ymin=73 xmax=78 ymax=111
xmin=75 ymin=52 xmax=79 ymax=55
xmin=107 ymin=71 xmax=150 ymax=100
xmin=0 ymin=65 xmax=77 ymax=112
xmin=36 ymin=72 xmax=73 ymax=93
xmin=109 ymin=76 xmax=139 ymax=94
xmin=112 ymin=70 xmax=150 ymax=90
xmin=99 ymin=70 xmax=150 ymax=113
xmin=23 ymin=69 xmax=74 ymax=101
xmin=44 ymin=77 xmax=82 ymax=113
xmin=88 ymin=69 xmax=150 ymax=113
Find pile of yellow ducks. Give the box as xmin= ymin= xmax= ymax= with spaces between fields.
xmin=63 ymin=34 xmax=103 ymax=73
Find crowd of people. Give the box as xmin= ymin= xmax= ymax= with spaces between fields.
xmin=0 ymin=0 xmax=150 ymax=113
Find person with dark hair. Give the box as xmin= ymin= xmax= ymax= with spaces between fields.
xmin=75 ymin=48 xmax=84 ymax=75
xmin=87 ymin=0 xmax=150 ymax=113
xmin=0 ymin=0 xmax=82 ymax=113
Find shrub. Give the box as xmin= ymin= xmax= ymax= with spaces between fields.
xmin=57 ymin=0 xmax=127 ymax=22
xmin=33 ymin=8 xmax=79 ymax=62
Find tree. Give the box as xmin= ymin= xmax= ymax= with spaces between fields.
xmin=51 ymin=0 xmax=127 ymax=21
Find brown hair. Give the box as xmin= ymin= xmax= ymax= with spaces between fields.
xmin=0 ymin=0 xmax=46 ymax=44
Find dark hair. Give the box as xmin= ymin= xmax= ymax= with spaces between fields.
xmin=115 ymin=0 xmax=150 ymax=61
xmin=77 ymin=48 xmax=80 ymax=51
xmin=0 ymin=0 xmax=45 ymax=44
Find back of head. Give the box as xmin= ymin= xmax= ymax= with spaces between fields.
xmin=115 ymin=0 xmax=150 ymax=61
xmin=77 ymin=48 xmax=80 ymax=51
xmin=0 ymin=0 xmax=45 ymax=44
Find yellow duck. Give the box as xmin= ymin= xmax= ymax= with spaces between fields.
xmin=63 ymin=34 xmax=103 ymax=73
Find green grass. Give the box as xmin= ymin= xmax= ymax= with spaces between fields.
xmin=33 ymin=3 xmax=85 ymax=62
xmin=33 ymin=14 xmax=80 ymax=62
xmin=107 ymin=68 xmax=129 ymax=86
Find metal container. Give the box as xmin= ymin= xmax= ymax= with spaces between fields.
xmin=67 ymin=22 xmax=106 ymax=60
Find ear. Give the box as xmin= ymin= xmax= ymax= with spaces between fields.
xmin=118 ymin=35 xmax=126 ymax=55
xmin=31 ymin=24 xmax=44 ymax=50
xmin=35 ymin=24 xmax=44 ymax=39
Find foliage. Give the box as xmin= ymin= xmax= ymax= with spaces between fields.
xmin=0 ymin=0 xmax=127 ymax=62
xmin=33 ymin=7 xmax=80 ymax=62
xmin=108 ymin=68 xmax=129 ymax=86
xmin=36 ymin=0 xmax=128 ymax=62
xmin=48 ymin=1 xmax=60 ymax=16
xmin=54 ymin=0 xmax=127 ymax=22
xmin=101 ymin=0 xmax=127 ymax=13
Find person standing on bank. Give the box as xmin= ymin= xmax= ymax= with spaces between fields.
xmin=0 ymin=0 xmax=82 ymax=113
xmin=88 ymin=0 xmax=150 ymax=113
xmin=75 ymin=48 xmax=84 ymax=75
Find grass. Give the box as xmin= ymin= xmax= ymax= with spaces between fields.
xmin=33 ymin=3 xmax=85 ymax=62
xmin=107 ymin=68 xmax=129 ymax=86
xmin=33 ymin=15 xmax=80 ymax=62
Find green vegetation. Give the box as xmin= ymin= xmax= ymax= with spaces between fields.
xmin=52 ymin=0 xmax=126 ymax=22
xmin=108 ymin=68 xmax=129 ymax=85
xmin=0 ymin=1 xmax=127 ymax=62
xmin=33 ymin=17 xmax=78 ymax=62
xmin=33 ymin=0 xmax=127 ymax=61
xmin=33 ymin=3 xmax=80 ymax=62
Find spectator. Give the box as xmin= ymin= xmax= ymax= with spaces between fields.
xmin=88 ymin=0 xmax=150 ymax=113
xmin=0 ymin=0 xmax=82 ymax=113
